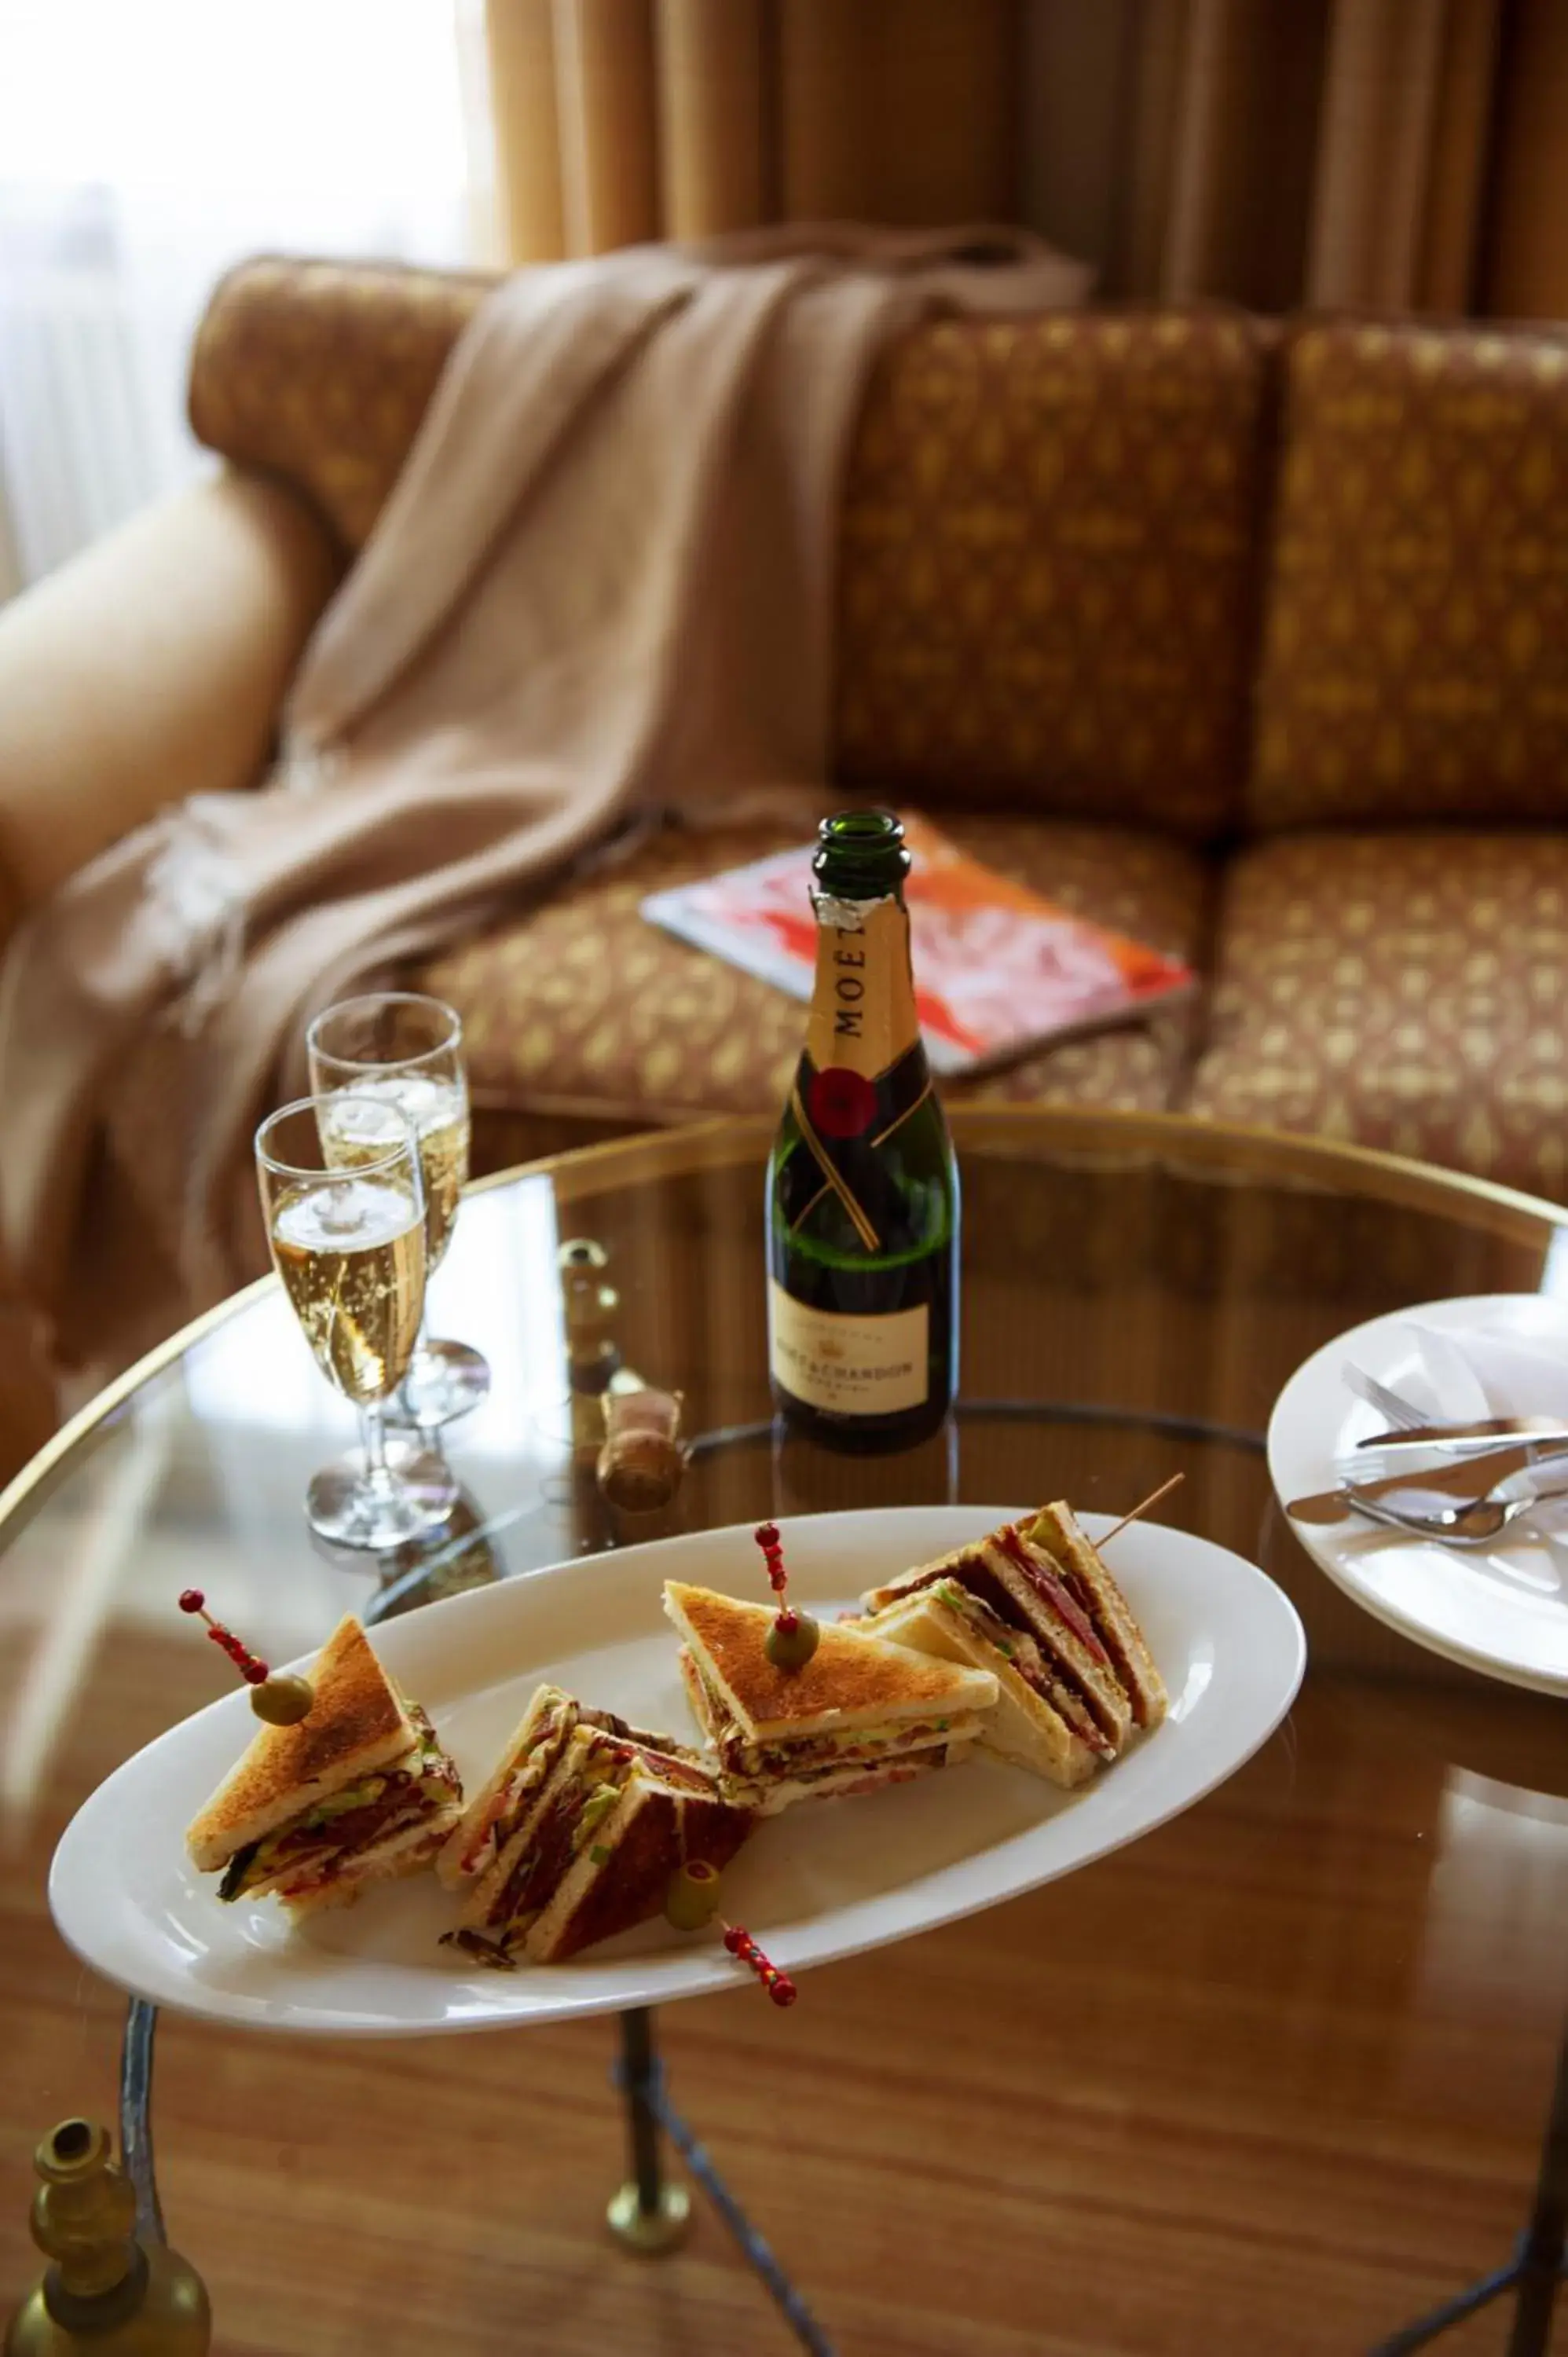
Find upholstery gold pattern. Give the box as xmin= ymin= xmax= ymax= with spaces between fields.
xmin=189 ymin=259 xmax=490 ymax=552
xmin=1189 ymin=831 xmax=1568 ymax=1203
xmin=837 ymin=312 xmax=1267 ymax=840
xmin=181 ymin=262 xmax=1568 ymax=1198
xmin=1252 ymin=321 xmax=1568 ymax=831
xmin=418 ymin=815 xmax=1211 ymax=1127
xmin=189 ymin=267 xmax=1265 ymax=837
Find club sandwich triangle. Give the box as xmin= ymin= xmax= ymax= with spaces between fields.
xmin=666 ymin=1580 xmax=988 ymax=1733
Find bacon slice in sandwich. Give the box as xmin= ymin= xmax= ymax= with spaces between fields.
xmin=185 ymin=1615 xmax=463 ymax=1917
xmin=449 ymin=1692 xmax=752 ymax=1962
xmin=663 ymin=1580 xmax=998 ymax=1815
xmin=1023 ymin=1502 xmax=1167 ymax=1730
xmin=857 ymin=1505 xmax=1166 ymax=1784
xmin=438 ymin=1684 xmax=581 ymax=1893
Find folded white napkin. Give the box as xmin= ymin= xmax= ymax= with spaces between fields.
xmin=1380 ymin=1319 xmax=1568 ymax=1425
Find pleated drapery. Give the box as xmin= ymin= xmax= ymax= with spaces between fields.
xmin=484 ymin=0 xmax=1568 ymax=318
xmin=485 ymin=0 xmax=1017 ymax=254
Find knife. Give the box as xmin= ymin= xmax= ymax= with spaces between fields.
xmin=1354 ymin=1417 xmax=1568 ymax=1449
xmin=1287 ymin=1435 xmax=1568 ymax=1524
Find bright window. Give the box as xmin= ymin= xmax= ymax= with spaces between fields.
xmin=0 ymin=0 xmax=482 ymax=580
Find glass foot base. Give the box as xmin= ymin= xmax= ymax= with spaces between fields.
xmin=383 ymin=1340 xmax=491 ymax=1430
xmin=305 ymin=1446 xmax=457 ymax=1551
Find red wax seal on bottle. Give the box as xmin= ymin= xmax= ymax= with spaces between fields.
xmin=808 ymin=1067 xmax=877 ymax=1140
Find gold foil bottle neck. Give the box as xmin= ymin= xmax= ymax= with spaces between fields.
xmin=803 ymin=896 xmax=920 ymax=1083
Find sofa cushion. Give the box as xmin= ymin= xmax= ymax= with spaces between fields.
xmin=189 ymin=263 xmax=1265 ymax=840
xmin=189 ymin=258 xmax=493 ymax=552
xmin=837 ymin=312 xmax=1268 ymax=840
xmin=417 ymin=815 xmax=1212 ymax=1127
xmin=1188 ymin=831 xmax=1568 ymax=1200
xmin=1251 ymin=321 xmax=1568 ymax=832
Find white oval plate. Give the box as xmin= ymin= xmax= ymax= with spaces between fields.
xmin=51 ymin=1507 xmax=1303 ymax=2036
xmin=1269 ymin=1294 xmax=1568 ymax=1695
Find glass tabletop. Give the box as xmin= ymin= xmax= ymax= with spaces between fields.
xmin=3 ymin=1107 xmax=1566 ymax=2356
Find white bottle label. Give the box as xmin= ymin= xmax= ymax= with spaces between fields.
xmin=768 ymin=1281 xmax=929 ymax=1417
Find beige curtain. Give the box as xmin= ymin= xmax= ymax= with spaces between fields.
xmin=485 ymin=0 xmax=1568 ymax=318
xmin=485 ymin=0 xmax=1017 ymax=258
xmin=1022 ymin=0 xmax=1528 ymax=313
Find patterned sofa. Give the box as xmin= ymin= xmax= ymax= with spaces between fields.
xmin=11 ymin=261 xmax=1568 ymax=1215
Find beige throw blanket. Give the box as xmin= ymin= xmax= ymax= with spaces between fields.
xmin=0 ymin=224 xmax=1087 ymax=1371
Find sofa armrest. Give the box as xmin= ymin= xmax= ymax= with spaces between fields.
xmin=0 ymin=467 xmax=342 ymax=927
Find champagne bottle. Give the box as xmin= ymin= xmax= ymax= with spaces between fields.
xmin=766 ymin=809 xmax=959 ymax=1453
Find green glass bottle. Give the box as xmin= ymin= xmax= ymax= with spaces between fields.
xmin=766 ymin=809 xmax=959 ymax=1453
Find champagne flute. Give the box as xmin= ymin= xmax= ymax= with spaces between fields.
xmin=255 ymin=1097 xmax=458 ymax=1549
xmin=306 ymin=992 xmax=491 ymax=1428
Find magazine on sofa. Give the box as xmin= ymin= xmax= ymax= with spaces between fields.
xmin=639 ymin=813 xmax=1193 ymax=1077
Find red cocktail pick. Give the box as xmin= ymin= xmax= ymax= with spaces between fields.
xmin=721 ymin=1919 xmax=797 ymax=2008
xmin=178 ymin=1589 xmax=269 ymax=1684
xmin=179 ymin=1590 xmax=314 ymax=1725
xmin=754 ymin=1521 xmax=794 ymax=1627
xmin=756 ymin=1523 xmax=819 ymax=1670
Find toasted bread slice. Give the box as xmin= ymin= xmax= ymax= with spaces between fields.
xmin=523 ymin=1769 xmax=752 ymax=1962
xmin=971 ymin=1538 xmax=1133 ymax=1749
xmin=459 ymin=1729 xmax=590 ymax=1934
xmin=663 ymin=1580 xmax=996 ymax=1742
xmin=680 ymin=1645 xmax=721 ymax=1745
xmin=861 ymin=1587 xmax=1099 ymax=1788
xmin=680 ymin=1641 xmax=984 ymax=1806
xmin=863 ymin=1522 xmax=1145 ymax=1748
xmin=861 ymin=1540 xmax=989 ymax=1618
xmin=186 ymin=1616 xmax=416 ymax=1871
xmin=438 ymin=1684 xmax=579 ymax=1891
xmin=1025 ymin=1503 xmax=1168 ymax=1730
xmin=458 ymin=1715 xmax=750 ymax=1955
xmin=862 ymin=1534 xmax=1132 ymax=1749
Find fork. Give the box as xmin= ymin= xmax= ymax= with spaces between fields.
xmin=1343 ymin=1362 xmax=1426 ymax=1431
xmin=1340 ymin=1479 xmax=1568 ymax=1547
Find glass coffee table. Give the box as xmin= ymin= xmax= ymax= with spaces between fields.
xmin=2 ymin=1108 xmax=1565 ymax=2356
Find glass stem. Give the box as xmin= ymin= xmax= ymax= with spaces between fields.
xmin=359 ymin=1400 xmax=394 ymax=1494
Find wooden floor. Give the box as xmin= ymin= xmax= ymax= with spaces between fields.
xmin=5 ymin=1635 xmax=1567 ymax=2355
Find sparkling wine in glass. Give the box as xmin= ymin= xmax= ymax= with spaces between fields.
xmin=255 ymin=1097 xmax=457 ymax=1549
xmin=306 ymin=992 xmax=491 ymax=1428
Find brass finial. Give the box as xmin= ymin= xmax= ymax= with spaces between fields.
xmin=29 ymin=2121 xmax=136 ymax=2299
xmin=559 ymin=1237 xmax=621 ymax=1387
xmin=5 ymin=2118 xmax=210 ymax=2355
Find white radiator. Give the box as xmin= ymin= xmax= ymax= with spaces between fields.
xmin=0 ymin=202 xmax=192 ymax=583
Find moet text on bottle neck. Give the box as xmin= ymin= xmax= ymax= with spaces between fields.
xmin=804 ymin=896 xmax=921 ymax=1083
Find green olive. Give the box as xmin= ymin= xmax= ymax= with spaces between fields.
xmin=764 ymin=1612 xmax=820 ymax=1672
xmin=665 ymin=1860 xmax=723 ymax=1932
xmin=250 ymin=1674 xmax=313 ymax=1725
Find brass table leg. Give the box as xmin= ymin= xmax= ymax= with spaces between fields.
xmin=119 ymin=1999 xmax=163 ymax=2245
xmin=1507 ymin=2022 xmax=1567 ymax=2357
xmin=1372 ymin=2015 xmax=1567 ymax=2356
xmin=608 ymin=2006 xmax=838 ymax=2355
xmin=606 ymin=2007 xmax=691 ymax=2253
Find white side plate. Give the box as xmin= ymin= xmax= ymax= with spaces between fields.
xmin=50 ymin=1507 xmax=1304 ymax=2035
xmin=1269 ymin=1294 xmax=1568 ymax=1695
